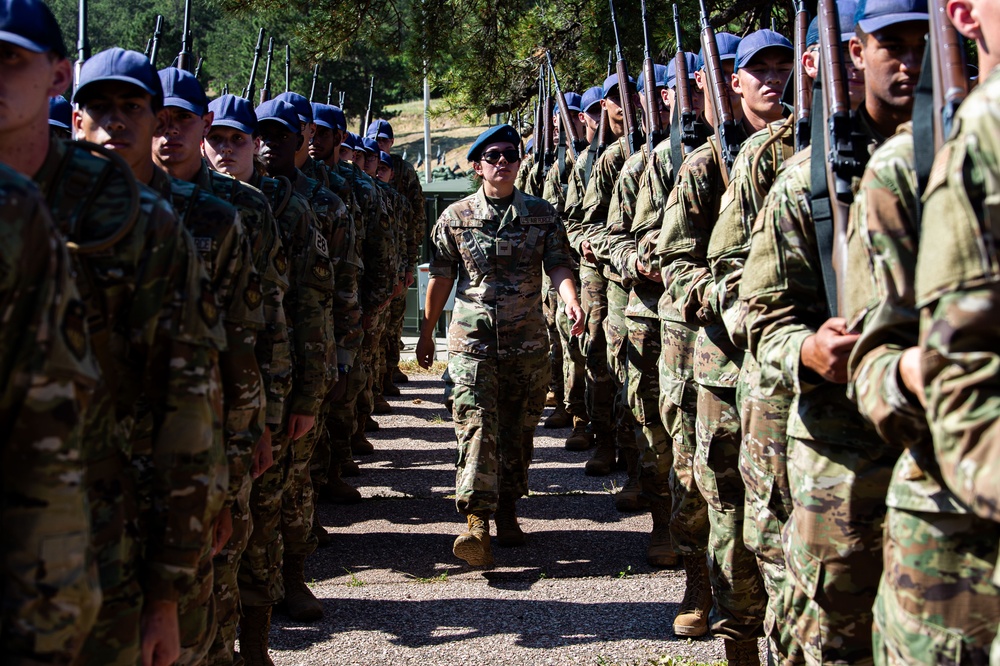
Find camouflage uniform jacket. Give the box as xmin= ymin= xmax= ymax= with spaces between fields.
xmin=300 ymin=156 xmax=331 ymax=190
xmin=563 ymin=147 xmax=599 ymax=268
xmin=542 ymin=149 xmax=576 ymax=215
xmin=740 ymin=145 xmax=880 ymax=449
xmin=375 ymin=178 xmax=409 ymax=287
xmin=916 ymin=67 xmax=1000 ymax=522
xmin=251 ymin=171 xmax=335 ymax=417
xmin=197 ymin=161 xmax=290 ymax=479
xmin=292 ymin=170 xmax=359 ymax=371
xmin=391 ymin=153 xmax=427 ymax=270
xmin=36 ymin=142 xmax=224 ymax=604
xmin=515 ymin=152 xmax=546 ymax=196
xmin=582 ymin=138 xmax=631 ymax=287
xmin=656 ymin=137 xmax=741 ymax=388
xmin=1 ymin=163 xmax=100 ymax=661
xmin=632 ymin=141 xmax=677 ymax=322
xmin=429 ymin=187 xmax=574 ymax=359
xmin=344 ymin=162 xmax=397 ymax=315
xmin=708 ymin=118 xmax=795 ymax=350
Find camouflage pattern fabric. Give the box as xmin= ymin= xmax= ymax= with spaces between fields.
xmin=0 ymin=163 xmax=100 ymax=664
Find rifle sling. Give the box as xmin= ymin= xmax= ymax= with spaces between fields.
xmin=912 ymin=45 xmax=935 ymax=234
xmin=582 ymin=134 xmax=600 ymax=189
xmin=809 ymin=74 xmax=840 ymax=318
xmin=670 ymin=104 xmax=683 ymax=176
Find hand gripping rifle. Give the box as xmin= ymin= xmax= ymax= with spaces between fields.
xmin=793 ymin=0 xmax=811 ymax=151
xmin=609 ymin=0 xmax=643 ymax=155
xmin=698 ymin=0 xmax=741 ymax=184
xmin=811 ymin=0 xmax=868 ymax=316
xmin=177 ymin=0 xmax=192 ymax=72
xmin=148 ymin=15 xmax=164 ymax=69
xmin=260 ymin=38 xmax=274 ymax=103
xmin=546 ymin=51 xmax=585 ymax=159
xmin=243 ymin=28 xmax=264 ymax=102
xmin=641 ymin=0 xmax=666 ymax=153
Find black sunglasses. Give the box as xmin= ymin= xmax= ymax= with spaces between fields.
xmin=481 ymin=149 xmax=521 ymax=165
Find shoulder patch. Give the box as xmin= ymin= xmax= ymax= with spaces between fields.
xmin=199 ymin=278 xmax=220 ymax=327
xmin=243 ymin=273 xmax=263 ymax=310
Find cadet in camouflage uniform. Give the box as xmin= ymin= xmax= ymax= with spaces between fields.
xmin=150 ymin=68 xmax=264 ymax=666
xmin=740 ymin=4 xmax=928 ymax=661
xmin=882 ymin=14 xmax=1000 ymax=659
xmin=416 ymin=125 xmax=583 ymax=567
xmin=369 ymin=119 xmax=427 ymax=393
xmin=68 ymin=46 xmax=226 ymax=665
xmin=0 ymin=160 xmax=99 ymax=663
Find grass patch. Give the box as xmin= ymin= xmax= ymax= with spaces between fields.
xmin=426 ymin=414 xmax=447 ymax=425
xmin=343 ymin=568 xmax=366 ymax=587
xmin=617 ymin=565 xmax=634 ymax=580
xmin=408 ymin=571 xmax=449 ymax=584
xmin=397 ymin=359 xmax=448 ymax=376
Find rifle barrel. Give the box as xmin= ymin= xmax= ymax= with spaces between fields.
xmin=284 ymin=44 xmax=290 ymax=93
xmin=641 ymin=0 xmax=663 ymax=153
xmin=178 ymin=0 xmax=192 ymax=72
xmin=793 ymin=0 xmax=811 ymax=151
xmin=546 ymin=51 xmax=582 ymax=159
xmin=699 ymin=0 xmax=739 ymax=179
xmin=149 ymin=15 xmax=163 ymax=69
xmin=929 ymin=0 xmax=968 ymax=146
xmin=309 ymin=63 xmax=319 ymax=102
xmin=260 ymin=37 xmax=273 ymax=103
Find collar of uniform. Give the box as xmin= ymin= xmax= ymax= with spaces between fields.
xmin=855 ymin=104 xmax=888 ymax=152
xmin=473 ymin=186 xmax=530 ymax=222
xmin=148 ymin=165 xmax=173 ymax=198
xmin=33 ymin=136 xmax=66 ymax=194
xmin=195 ymin=158 xmax=217 ymax=190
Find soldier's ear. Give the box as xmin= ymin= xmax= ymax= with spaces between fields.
xmin=48 ymin=57 xmax=72 ymax=99
xmin=947 ymin=0 xmax=979 ymax=42
xmin=201 ymin=111 xmax=214 ymax=139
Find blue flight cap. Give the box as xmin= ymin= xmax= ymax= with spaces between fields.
xmin=379 ymin=151 xmax=393 ymax=166
xmin=367 ymin=119 xmax=393 ymax=140
xmin=255 ymin=99 xmax=301 ymax=134
xmin=637 ymin=63 xmax=670 ymax=92
xmin=581 ymin=86 xmax=603 ymax=113
xmin=666 ymin=52 xmax=700 ymax=88
xmin=48 ymin=96 xmax=71 ymax=130
xmin=806 ymin=0 xmax=860 ymax=44
xmin=312 ymin=103 xmax=341 ymax=131
xmin=345 ymin=132 xmax=361 ymax=151
xmin=274 ymin=91 xmax=313 ymax=124
xmin=602 ymin=73 xmax=637 ymax=99
xmin=855 ymin=0 xmax=927 ymax=33
xmin=329 ymin=106 xmax=347 ymax=131
xmin=467 ymin=124 xmax=521 ymax=161
xmin=698 ymin=32 xmax=742 ymax=66
xmin=74 ymin=48 xmax=163 ymax=107
xmin=735 ymin=29 xmax=793 ymax=71
xmin=0 ymin=0 xmax=66 ymax=57
xmin=159 ymin=67 xmax=208 ymax=116
xmin=209 ymin=94 xmax=257 ymax=135
xmin=556 ymin=91 xmax=583 ymax=115
xmin=362 ymin=137 xmax=379 ymax=154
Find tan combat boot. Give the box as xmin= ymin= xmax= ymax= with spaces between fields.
xmin=543 ymin=403 xmax=572 ymax=429
xmin=322 ymin=464 xmax=362 ymax=505
xmin=545 ymin=390 xmax=558 ymax=407
xmin=584 ymin=431 xmax=617 ymax=476
xmin=614 ymin=449 xmax=650 ymax=512
xmin=453 ymin=512 xmax=494 ymax=566
xmin=281 ymin=554 xmax=323 ymax=622
xmin=673 ymin=555 xmax=712 ymax=637
xmin=646 ymin=497 xmax=678 ymax=567
xmin=494 ymin=495 xmax=526 ymax=547
xmin=565 ymin=416 xmax=594 ymax=450
xmin=238 ymin=605 xmax=275 ymax=666
xmin=373 ymin=395 xmax=393 ymax=414
xmin=724 ymin=639 xmax=761 ymax=666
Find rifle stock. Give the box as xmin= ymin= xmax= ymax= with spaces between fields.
xmin=546 ymin=51 xmax=584 ymax=159
xmin=928 ymin=0 xmax=967 ymax=147
xmin=641 ymin=0 xmax=665 ymax=153
xmin=260 ymin=37 xmax=273 ymax=103
xmin=243 ymin=28 xmax=264 ymax=102
xmin=793 ymin=0 xmax=811 ymax=151
xmin=698 ymin=0 xmax=740 ymax=183
xmin=609 ymin=0 xmax=642 ymax=155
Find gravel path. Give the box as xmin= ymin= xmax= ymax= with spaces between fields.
xmin=262 ymin=373 xmax=742 ymax=665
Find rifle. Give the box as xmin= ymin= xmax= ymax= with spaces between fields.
xmin=673 ymin=5 xmax=698 ymax=154
xmin=74 ymin=0 xmax=89 ymax=92
xmin=532 ymin=69 xmax=543 ymax=165
xmin=260 ymin=38 xmax=274 ymax=103
xmin=177 ymin=0 xmax=192 ymax=72
xmin=596 ymin=50 xmax=614 ymax=156
xmin=641 ymin=0 xmax=666 ymax=153
xmin=309 ymin=63 xmax=319 ymax=102
xmin=284 ymin=44 xmax=290 ymax=93
xmin=543 ymin=65 xmax=556 ymax=168
xmin=243 ymin=28 xmax=264 ymax=102
xmin=546 ymin=51 xmax=585 ymax=159
xmin=698 ymin=0 xmax=741 ymax=184
xmin=193 ymin=57 xmax=202 ymax=78
xmin=339 ymin=91 xmax=345 ymax=108
xmin=793 ymin=0 xmax=811 ymax=151
xmin=148 ymin=15 xmax=163 ymax=69
xmin=609 ymin=0 xmax=643 ymax=155
xmin=326 ymin=82 xmax=333 ymax=105
xmin=913 ymin=0 xmax=968 ymax=227
xmin=813 ymin=0 xmax=867 ymax=316
xmin=362 ymin=75 xmax=374 ymax=135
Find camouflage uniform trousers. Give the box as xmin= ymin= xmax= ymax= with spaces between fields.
xmin=311 ymin=362 xmax=369 ymax=489
xmin=207 ymin=472 xmax=253 ymax=666
xmin=695 ymin=383 xmax=766 ymax=642
xmin=356 ymin=309 xmax=390 ymax=428
xmin=782 ymin=438 xmax=894 ymax=665
xmin=605 ymin=280 xmax=637 ymax=453
xmin=542 ymin=271 xmax=564 ymax=402
xmin=75 ymin=449 xmax=143 ymax=666
xmin=450 ymin=350 xmax=550 ymax=514
xmin=556 ymin=274 xmax=586 ymax=419
xmin=873 ymin=508 xmax=1000 ymax=666
xmin=383 ymin=290 xmax=408 ymax=382
xmin=626 ymin=314 xmax=671 ymax=498
xmin=659 ymin=320 xmax=708 ymax=556
xmin=175 ymin=539 xmax=217 ymax=666
xmin=282 ymin=420 xmax=323 ymax=560
xmin=238 ymin=431 xmax=292 ymax=608
xmin=580 ymin=264 xmax=614 ymax=434
xmin=736 ymin=354 xmax=801 ymax=663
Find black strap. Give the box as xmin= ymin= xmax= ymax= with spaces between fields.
xmin=809 ymin=73 xmax=840 ymax=318
xmin=912 ymin=45 xmax=935 ymax=234
xmin=557 ymin=144 xmax=569 ymax=183
xmin=582 ymin=133 xmax=600 ymax=188
xmin=670 ymin=104 xmax=683 ymax=177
